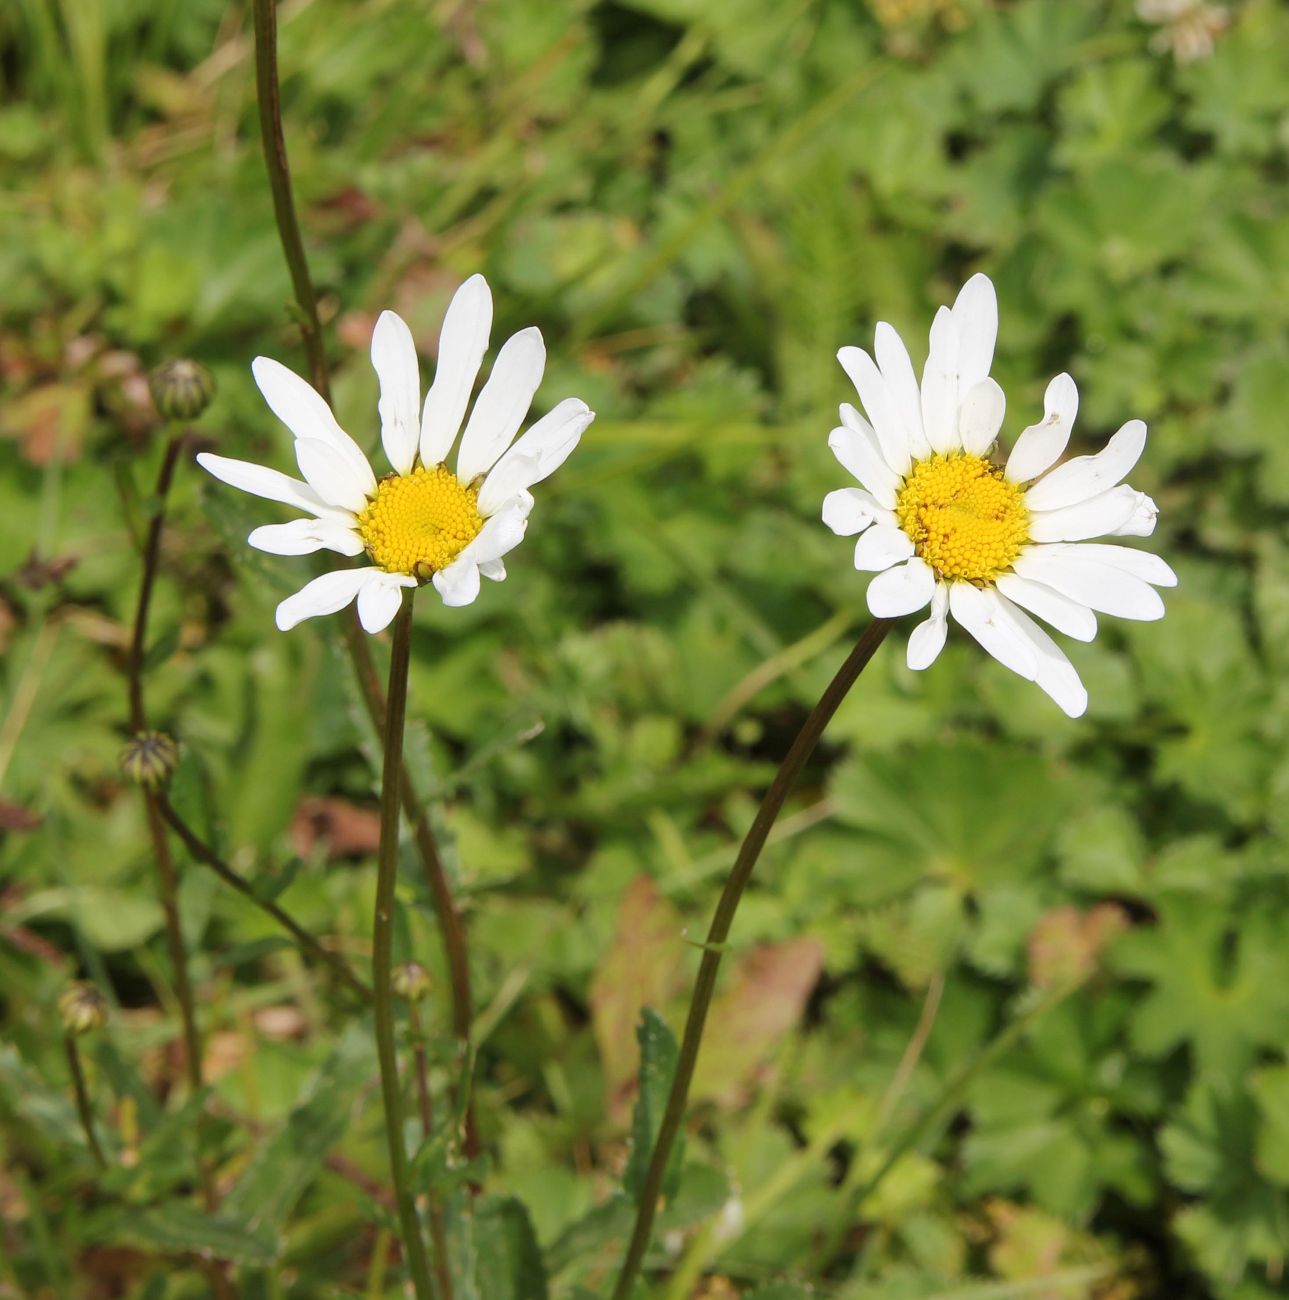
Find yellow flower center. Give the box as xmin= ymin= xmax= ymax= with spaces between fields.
xmin=895 ymin=452 xmax=1029 ymax=583
xmin=356 ymin=465 xmax=483 ymax=577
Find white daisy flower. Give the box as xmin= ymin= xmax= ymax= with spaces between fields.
xmin=822 ymin=273 xmax=1176 ymax=719
xmin=198 ymin=274 xmax=594 ymax=633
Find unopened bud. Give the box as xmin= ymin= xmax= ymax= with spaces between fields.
xmin=391 ymin=962 xmax=431 ymax=1001
xmin=149 ymin=359 xmax=215 ymax=422
xmin=120 ymin=731 xmax=180 ymax=789
xmin=60 ymin=981 xmax=109 ymax=1035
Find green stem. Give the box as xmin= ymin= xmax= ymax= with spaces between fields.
xmin=372 ymin=594 xmax=437 ymax=1300
xmin=65 ymin=1035 xmax=108 ymax=1170
xmin=157 ymin=794 xmax=373 ymax=1003
xmin=408 ymin=998 xmax=455 ymax=1300
xmin=250 ymin=0 xmax=329 ymax=399
xmin=250 ymin=0 xmax=477 ymax=1154
xmin=610 ymin=618 xmax=893 ymax=1300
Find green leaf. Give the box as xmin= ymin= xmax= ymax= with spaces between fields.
xmin=473 ymin=1196 xmax=548 ymax=1300
xmin=221 ymin=1025 xmax=372 ymax=1234
xmin=85 ymin=1203 xmax=278 ymax=1266
xmin=623 ymin=1008 xmax=684 ymax=1204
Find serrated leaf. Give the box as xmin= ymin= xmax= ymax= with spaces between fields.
xmin=473 ymin=1196 xmax=547 ymax=1300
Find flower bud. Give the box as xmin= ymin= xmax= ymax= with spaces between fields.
xmin=59 ymin=981 xmax=109 ymax=1035
xmin=391 ymin=962 xmax=431 ymax=1001
xmin=149 ymin=359 xmax=215 ymax=422
xmin=120 ymin=731 xmax=180 ymax=789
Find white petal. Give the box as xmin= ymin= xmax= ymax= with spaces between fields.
xmin=357 ymin=573 xmax=416 ymax=633
xmin=275 ymin=568 xmax=378 ymax=632
xmin=1026 ymin=484 xmax=1143 ymax=543
xmin=295 ymin=438 xmax=372 ymax=514
xmin=420 ymin=274 xmax=493 ymax=466
xmin=951 ymin=274 xmax=998 ymax=395
xmin=248 ymin=518 xmax=365 ymax=557
xmin=948 ymin=582 xmax=1038 ymax=681
xmin=432 ymin=559 xmax=482 ymax=608
xmin=828 ymin=422 xmax=900 ymax=509
xmin=1050 ymin=542 xmax=1177 ymax=588
xmin=456 ymin=326 xmax=546 ymax=483
xmin=822 ymin=487 xmax=888 ymax=536
xmin=854 ymin=524 xmax=915 ymax=572
xmin=1023 ymin=419 xmax=1147 ymax=510
xmin=464 ymin=505 xmax=529 ymax=565
xmin=196 ymin=452 xmax=351 ymax=521
xmin=484 ymin=397 xmax=593 ymax=499
xmin=867 ymin=557 xmax=936 ymax=618
xmin=874 ymin=322 xmax=931 ymax=460
xmin=479 ymin=558 xmax=506 ymax=582
xmin=478 ymin=453 xmax=540 ymax=517
xmin=1005 ymin=373 xmax=1079 ymax=483
xmin=838 ymin=345 xmax=910 ymax=475
xmin=372 ymin=310 xmax=421 ymax=476
xmin=251 ymin=356 xmax=375 ymax=485
xmin=994 ymin=572 xmax=1097 ymax=642
xmin=1110 ymin=492 xmax=1159 ymax=537
xmin=906 ymin=582 xmax=949 ymax=670
xmin=921 ymin=306 xmax=960 ymax=455
xmin=993 ymin=594 xmax=1088 ymax=718
xmin=1013 ymin=548 xmax=1166 ymax=620
xmin=958 ymin=378 xmax=1006 ymax=456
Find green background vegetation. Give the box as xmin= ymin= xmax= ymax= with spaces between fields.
xmin=3 ymin=1 xmax=1288 ymax=1297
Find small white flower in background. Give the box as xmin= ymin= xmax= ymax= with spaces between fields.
xmin=1136 ymin=0 xmax=1230 ymax=63
xmin=198 ymin=275 xmax=594 ymax=632
xmin=822 ymin=273 xmax=1176 ymax=719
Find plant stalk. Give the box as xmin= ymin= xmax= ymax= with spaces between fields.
xmin=65 ymin=1035 xmax=108 ymax=1170
xmin=372 ymin=594 xmax=438 ymax=1300
xmin=157 ymin=794 xmax=372 ymax=1003
xmin=610 ymin=618 xmax=892 ymax=1300
xmin=250 ymin=0 xmax=477 ymax=1154
xmin=408 ymin=997 xmax=455 ymax=1300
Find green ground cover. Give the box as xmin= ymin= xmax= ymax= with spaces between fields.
xmin=2 ymin=1 xmax=1288 ymax=1297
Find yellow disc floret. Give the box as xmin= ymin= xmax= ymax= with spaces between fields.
xmin=896 ymin=452 xmax=1029 ymax=583
xmin=356 ymin=465 xmax=483 ymax=577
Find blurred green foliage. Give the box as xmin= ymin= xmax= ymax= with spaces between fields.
xmin=2 ymin=0 xmax=1288 ymax=1297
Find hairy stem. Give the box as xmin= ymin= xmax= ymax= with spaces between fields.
xmin=250 ymin=0 xmax=476 ymax=1153
xmin=157 ymin=794 xmax=372 ymax=1003
xmin=373 ymin=595 xmax=438 ymax=1300
xmin=611 ymin=619 xmax=892 ymax=1300
xmin=65 ymin=1036 xmax=107 ymax=1170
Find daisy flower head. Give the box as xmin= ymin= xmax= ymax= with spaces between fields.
xmin=822 ymin=273 xmax=1175 ymax=719
xmin=198 ymin=275 xmax=594 ymax=633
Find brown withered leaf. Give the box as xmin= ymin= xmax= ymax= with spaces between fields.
xmin=290 ymin=795 xmax=380 ymax=860
xmin=589 ymin=876 xmax=689 ymax=1123
xmin=0 ymin=381 xmax=90 ymax=464
xmin=1028 ymin=903 xmax=1129 ymax=989
xmin=15 ymin=550 xmax=77 ymax=590
xmin=690 ymin=935 xmax=825 ymax=1108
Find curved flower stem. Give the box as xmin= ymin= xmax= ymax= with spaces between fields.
xmin=250 ymin=0 xmax=477 ymax=1154
xmin=65 ymin=1035 xmax=107 ymax=1170
xmin=156 ymin=794 xmax=372 ymax=1003
xmin=610 ymin=618 xmax=893 ymax=1300
xmin=373 ymin=593 xmax=438 ymax=1300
